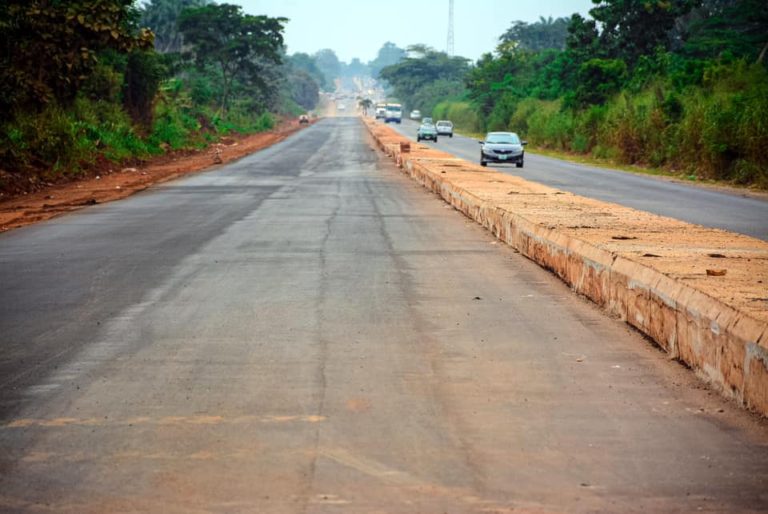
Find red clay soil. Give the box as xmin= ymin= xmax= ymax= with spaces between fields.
xmin=0 ymin=120 xmax=312 ymax=233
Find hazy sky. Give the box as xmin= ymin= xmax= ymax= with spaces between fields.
xmin=237 ymin=0 xmax=594 ymax=63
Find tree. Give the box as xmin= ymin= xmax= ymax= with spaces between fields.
xmin=500 ymin=17 xmax=570 ymax=51
xmin=123 ymin=50 xmax=167 ymax=130
xmin=369 ymin=42 xmax=406 ymax=78
xmin=565 ymin=13 xmax=601 ymax=57
xmin=679 ymin=0 xmax=768 ymax=63
xmin=575 ymin=58 xmax=627 ymax=105
xmin=289 ymin=70 xmax=319 ymax=110
xmin=412 ymin=79 xmax=466 ymax=117
xmin=345 ymin=58 xmax=369 ymax=78
xmin=178 ymin=4 xmax=286 ymax=112
xmin=379 ymin=46 xmax=469 ymax=110
xmin=313 ymin=49 xmax=342 ymax=89
xmin=140 ymin=0 xmax=212 ymax=54
xmin=289 ymin=52 xmax=327 ymax=89
xmin=0 ymin=0 xmax=154 ymax=113
xmin=358 ymin=98 xmax=373 ymax=115
xmin=589 ymin=0 xmax=700 ymax=65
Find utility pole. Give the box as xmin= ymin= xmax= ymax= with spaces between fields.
xmin=447 ymin=0 xmax=455 ymax=56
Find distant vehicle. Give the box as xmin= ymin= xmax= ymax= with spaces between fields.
xmin=337 ymin=103 xmax=346 ymax=111
xmin=435 ymin=120 xmax=453 ymax=137
xmin=410 ymin=110 xmax=422 ymax=120
xmin=384 ymin=103 xmax=402 ymax=124
xmin=479 ymin=132 xmax=527 ymax=167
xmin=422 ymin=117 xmax=433 ymax=125
xmin=299 ymin=114 xmax=309 ymax=124
xmin=417 ymin=122 xmax=438 ymax=142
xmin=375 ymin=103 xmax=387 ymax=119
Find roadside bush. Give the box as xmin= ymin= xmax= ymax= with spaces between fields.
xmin=571 ymin=104 xmax=607 ymax=153
xmin=0 ymin=104 xmax=94 ymax=174
xmin=149 ymin=98 xmax=200 ymax=150
xmin=598 ymin=91 xmax=664 ymax=165
xmin=214 ymin=106 xmax=274 ymax=134
xmin=672 ymin=61 xmax=768 ymax=184
xmin=0 ymin=96 xmax=151 ymax=175
xmin=73 ymin=97 xmax=152 ymax=162
xmin=525 ymin=100 xmax=573 ymax=150
xmin=508 ymin=97 xmax=540 ymax=135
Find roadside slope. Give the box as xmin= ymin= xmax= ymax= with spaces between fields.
xmin=0 ymin=120 xmax=315 ymax=233
xmin=365 ymin=117 xmax=768 ymax=415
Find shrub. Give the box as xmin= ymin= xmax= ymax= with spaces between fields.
xmin=508 ymin=97 xmax=540 ymax=135
xmin=572 ymin=104 xmax=607 ymax=153
xmin=671 ymin=62 xmax=768 ymax=183
xmin=525 ymin=100 xmax=573 ymax=149
xmin=73 ymin=97 xmax=152 ymax=161
xmin=0 ymin=104 xmax=94 ymax=173
xmin=149 ymin=98 xmax=198 ymax=149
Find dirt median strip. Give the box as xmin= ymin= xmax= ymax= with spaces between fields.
xmin=0 ymin=120 xmax=315 ymax=233
xmin=364 ymin=118 xmax=768 ymax=416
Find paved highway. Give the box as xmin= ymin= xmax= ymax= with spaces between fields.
xmin=392 ymin=119 xmax=768 ymax=240
xmin=1 ymin=118 xmax=767 ymax=512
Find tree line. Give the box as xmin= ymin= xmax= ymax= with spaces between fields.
xmin=378 ymin=0 xmax=768 ymax=187
xmin=0 ymin=0 xmax=341 ymax=190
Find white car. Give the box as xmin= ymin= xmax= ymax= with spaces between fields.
xmin=436 ymin=120 xmax=454 ymax=138
xmin=410 ymin=110 xmax=422 ymax=120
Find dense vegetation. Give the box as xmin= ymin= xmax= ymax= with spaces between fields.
xmin=382 ymin=0 xmax=768 ymax=187
xmin=379 ymin=45 xmax=470 ymax=117
xmin=0 ymin=0 xmax=326 ymax=191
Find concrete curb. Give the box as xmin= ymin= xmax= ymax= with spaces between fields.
xmin=365 ymin=119 xmax=768 ymax=416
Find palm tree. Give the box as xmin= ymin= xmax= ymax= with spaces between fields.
xmin=358 ymin=98 xmax=373 ymax=116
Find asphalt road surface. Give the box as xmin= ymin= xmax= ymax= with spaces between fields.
xmin=392 ymin=119 xmax=768 ymax=240
xmin=1 ymin=118 xmax=767 ymax=513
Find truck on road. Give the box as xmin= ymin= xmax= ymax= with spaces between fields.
xmin=384 ymin=103 xmax=402 ymax=124
xmin=375 ymin=103 xmax=387 ymax=119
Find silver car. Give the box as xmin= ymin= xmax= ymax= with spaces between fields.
xmin=479 ymin=132 xmax=527 ymax=168
xmin=435 ymin=120 xmax=453 ymax=137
